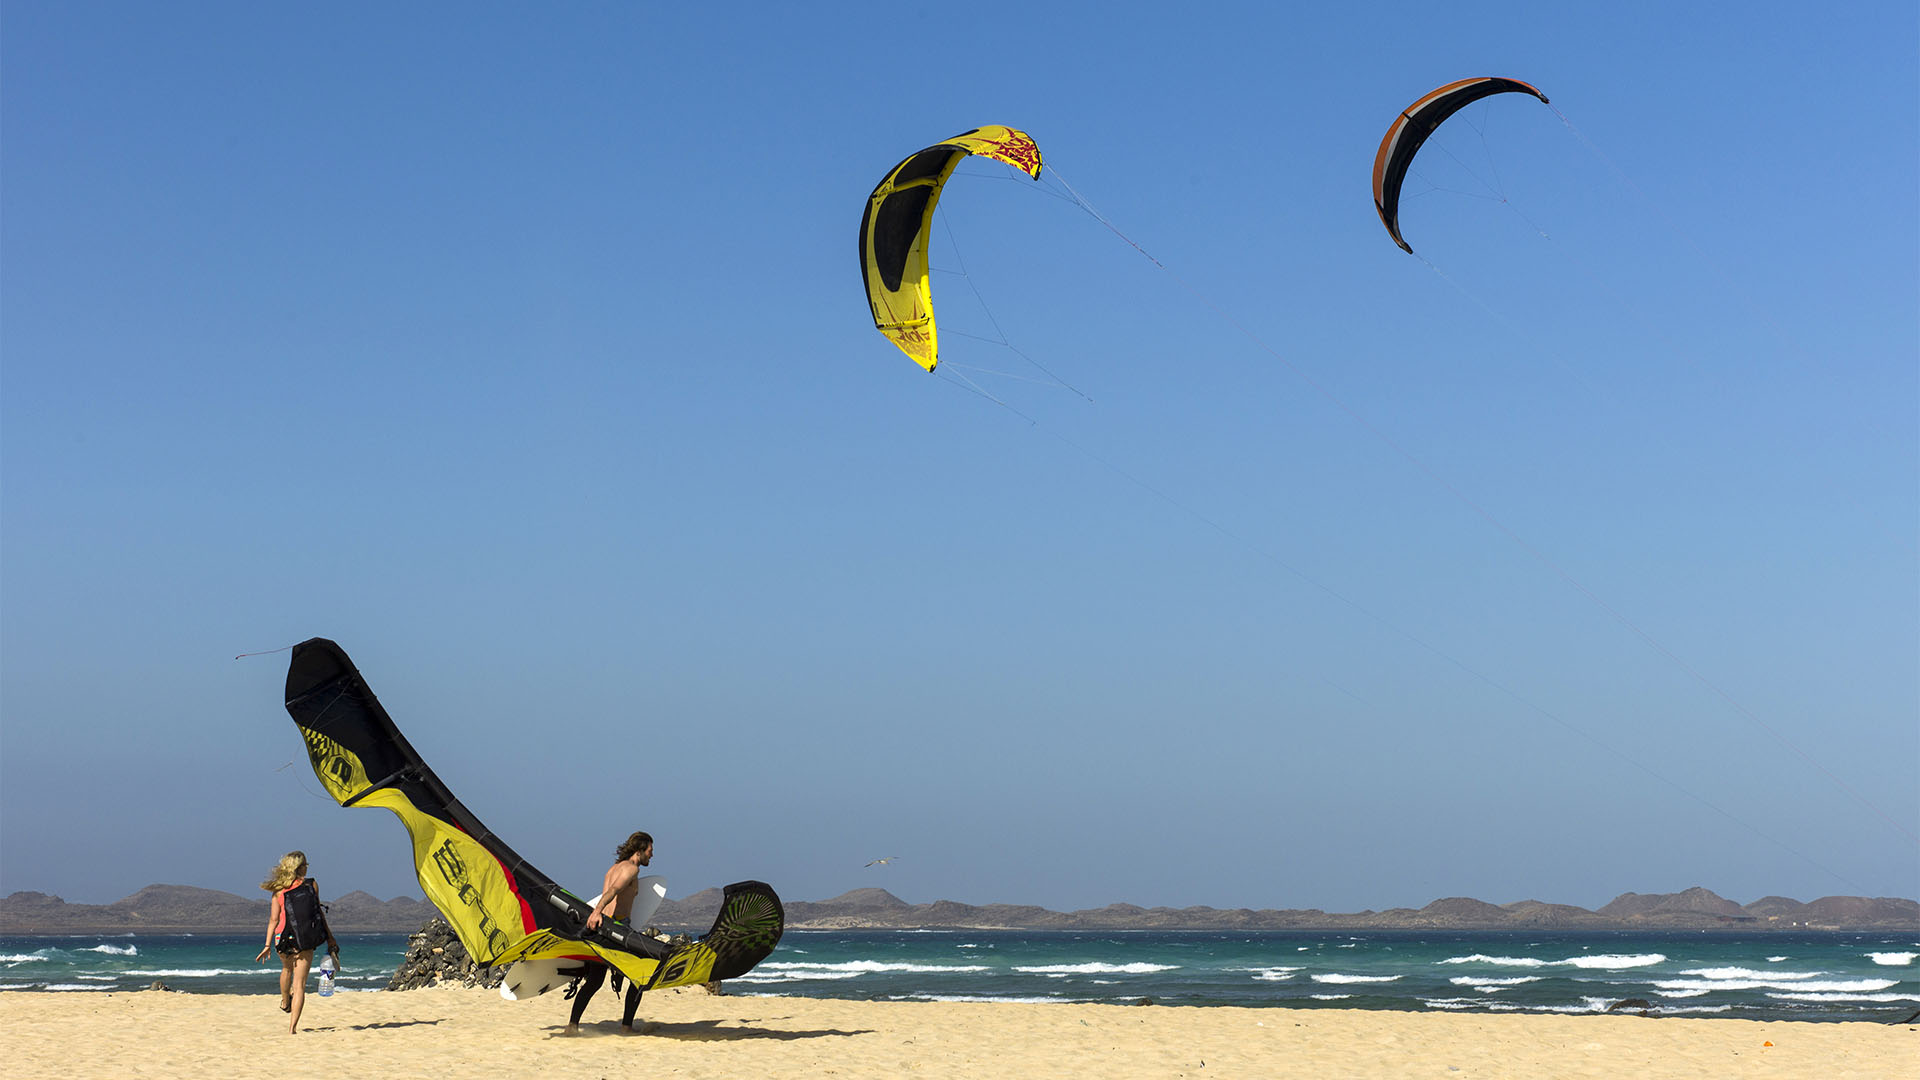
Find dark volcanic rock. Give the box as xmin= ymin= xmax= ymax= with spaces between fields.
xmin=387 ymin=919 xmax=503 ymax=991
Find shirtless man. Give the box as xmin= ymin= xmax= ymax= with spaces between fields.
xmin=566 ymin=830 xmax=653 ymax=1034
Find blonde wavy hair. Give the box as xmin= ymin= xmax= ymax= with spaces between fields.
xmin=260 ymin=851 xmax=308 ymax=893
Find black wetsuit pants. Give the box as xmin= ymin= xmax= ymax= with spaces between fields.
xmin=568 ymin=964 xmax=642 ymax=1028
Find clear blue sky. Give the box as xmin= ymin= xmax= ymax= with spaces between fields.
xmin=3 ymin=2 xmax=1914 ymax=913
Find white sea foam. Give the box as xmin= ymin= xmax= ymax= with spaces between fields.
xmin=1490 ymin=997 xmax=1616 ymax=1014
xmin=1766 ymin=956 xmax=1788 ymax=962
xmin=1438 ymin=953 xmax=1665 ymax=970
xmin=1440 ymin=954 xmax=1549 ymax=967
xmin=0 ymin=953 xmax=53 ymax=965
xmin=736 ymin=960 xmax=990 ymax=982
xmin=1248 ymin=967 xmax=1299 ymax=982
xmin=1447 ymin=992 xmax=1711 ymax=1012
xmin=1448 ymin=976 xmax=1541 ymax=988
xmin=41 ymin=984 xmax=115 ymax=992
xmin=125 ymin=967 xmax=281 ymax=978
xmin=1653 ymin=977 xmax=1897 ymax=993
xmin=80 ymin=944 xmax=137 ymax=956
xmin=731 ymin=970 xmax=861 ymax=983
xmin=1768 ymin=992 xmax=1916 ymax=1003
xmin=1563 ymin=954 xmax=1665 ymax=969
xmin=762 ymin=960 xmax=990 ymax=974
xmin=1311 ymin=973 xmax=1401 ymax=984
xmin=1012 ymin=962 xmax=1178 ymax=975
xmin=1867 ymin=952 xmax=1917 ymax=966
xmin=1309 ymin=994 xmax=1352 ymax=1000
xmin=1679 ymin=967 xmax=1822 ymax=981
xmin=1657 ymin=989 xmax=1712 ymax=998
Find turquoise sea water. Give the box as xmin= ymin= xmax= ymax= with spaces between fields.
xmin=5 ymin=930 xmax=1915 ymax=1022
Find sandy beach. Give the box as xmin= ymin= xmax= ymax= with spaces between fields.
xmin=5 ymin=986 xmax=1909 ymax=1079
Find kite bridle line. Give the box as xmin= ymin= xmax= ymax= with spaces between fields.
xmin=932 ymin=196 xmax=1090 ymax=401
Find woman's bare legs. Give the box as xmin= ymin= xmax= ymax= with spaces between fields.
xmin=286 ymin=949 xmax=313 ymax=1033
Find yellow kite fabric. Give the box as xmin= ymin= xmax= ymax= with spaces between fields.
xmin=859 ymin=126 xmax=1042 ymax=371
xmin=282 ymin=637 xmax=784 ymax=995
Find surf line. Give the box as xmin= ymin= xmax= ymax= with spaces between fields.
xmin=1036 ymin=160 xmax=1913 ymax=853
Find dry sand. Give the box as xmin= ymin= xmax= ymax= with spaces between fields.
xmin=4 ymin=986 xmax=1910 ymax=1079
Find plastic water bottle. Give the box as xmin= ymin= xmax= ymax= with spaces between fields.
xmin=318 ymin=954 xmax=335 ymax=997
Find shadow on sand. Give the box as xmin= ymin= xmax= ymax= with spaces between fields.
xmin=295 ymin=1018 xmax=452 ymax=1034
xmin=547 ymin=1017 xmax=873 ymax=1042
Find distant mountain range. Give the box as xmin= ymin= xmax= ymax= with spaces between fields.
xmin=2 ymin=884 xmax=1915 ymax=934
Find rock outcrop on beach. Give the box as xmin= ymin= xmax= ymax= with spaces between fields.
xmin=387 ymin=919 xmax=504 ymax=990
xmin=4 ymin=884 xmax=1916 ymax=933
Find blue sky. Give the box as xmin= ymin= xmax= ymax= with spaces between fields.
xmin=3 ymin=2 xmax=1914 ymax=914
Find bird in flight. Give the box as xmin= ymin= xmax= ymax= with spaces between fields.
xmin=865 ymin=856 xmax=899 ymax=867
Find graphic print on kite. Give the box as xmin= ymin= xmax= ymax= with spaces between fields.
xmin=281 ymin=637 xmax=783 ymax=992
xmin=859 ymin=126 xmax=1042 ymax=371
xmin=1372 ymin=78 xmax=1550 ymax=254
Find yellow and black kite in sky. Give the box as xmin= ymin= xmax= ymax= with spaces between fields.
xmin=1372 ymin=78 xmax=1549 ymax=254
xmin=859 ymin=126 xmax=1042 ymax=371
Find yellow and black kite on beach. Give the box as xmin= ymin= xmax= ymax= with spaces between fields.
xmin=281 ymin=637 xmax=783 ymax=993
xmin=859 ymin=126 xmax=1043 ymax=371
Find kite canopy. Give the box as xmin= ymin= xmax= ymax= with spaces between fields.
xmin=859 ymin=126 xmax=1043 ymax=371
xmin=281 ymin=637 xmax=783 ymax=992
xmin=1372 ymin=78 xmax=1550 ymax=254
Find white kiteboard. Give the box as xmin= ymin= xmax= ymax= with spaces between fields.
xmin=499 ymin=875 xmax=668 ymax=1001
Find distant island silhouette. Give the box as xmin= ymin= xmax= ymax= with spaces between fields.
xmin=3 ymin=884 xmax=1914 ymax=934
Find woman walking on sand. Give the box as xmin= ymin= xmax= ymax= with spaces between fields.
xmin=254 ymin=851 xmax=338 ymax=1034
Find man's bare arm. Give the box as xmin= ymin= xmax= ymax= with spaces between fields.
xmin=585 ymin=862 xmax=640 ymax=930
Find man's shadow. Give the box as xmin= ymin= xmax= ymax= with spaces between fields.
xmin=549 ymin=1017 xmax=873 ymax=1042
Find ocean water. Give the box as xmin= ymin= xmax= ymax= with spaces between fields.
xmin=4 ymin=930 xmax=1915 ymax=1023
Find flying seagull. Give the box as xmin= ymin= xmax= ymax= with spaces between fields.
xmin=865 ymin=856 xmax=899 ymax=867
